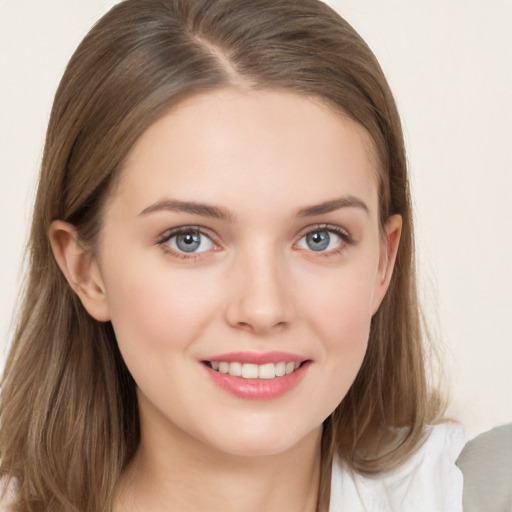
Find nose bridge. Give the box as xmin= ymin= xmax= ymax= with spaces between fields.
xmin=225 ymin=239 xmax=293 ymax=333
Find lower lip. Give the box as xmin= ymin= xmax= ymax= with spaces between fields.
xmin=203 ymin=362 xmax=310 ymax=400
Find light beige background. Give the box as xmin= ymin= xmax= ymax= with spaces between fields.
xmin=1 ymin=0 xmax=511 ymax=441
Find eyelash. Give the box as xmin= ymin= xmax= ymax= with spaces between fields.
xmin=156 ymin=224 xmax=354 ymax=260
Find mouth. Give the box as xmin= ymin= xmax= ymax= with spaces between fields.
xmin=201 ymin=352 xmax=311 ymax=399
xmin=202 ymin=360 xmax=308 ymax=380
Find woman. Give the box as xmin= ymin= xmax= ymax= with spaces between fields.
xmin=0 ymin=0 xmax=463 ymax=510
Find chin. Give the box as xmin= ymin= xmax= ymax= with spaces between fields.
xmin=199 ymin=421 xmax=322 ymax=459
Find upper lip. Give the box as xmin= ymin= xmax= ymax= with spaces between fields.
xmin=202 ymin=351 xmax=309 ymax=365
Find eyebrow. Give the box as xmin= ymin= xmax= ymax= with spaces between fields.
xmin=139 ymin=195 xmax=369 ymax=221
xmin=139 ymin=199 xmax=233 ymax=221
xmin=297 ymin=196 xmax=369 ymax=217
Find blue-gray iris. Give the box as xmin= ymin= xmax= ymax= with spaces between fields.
xmin=306 ymin=231 xmax=330 ymax=251
xmin=176 ymin=232 xmax=202 ymax=252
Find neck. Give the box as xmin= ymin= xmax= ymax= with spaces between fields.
xmin=115 ymin=414 xmax=322 ymax=512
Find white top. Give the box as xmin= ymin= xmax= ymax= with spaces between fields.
xmin=329 ymin=422 xmax=465 ymax=511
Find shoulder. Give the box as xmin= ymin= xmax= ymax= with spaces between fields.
xmin=330 ymin=422 xmax=465 ymax=512
xmin=0 ymin=477 xmax=16 ymax=512
xmin=456 ymin=423 xmax=512 ymax=512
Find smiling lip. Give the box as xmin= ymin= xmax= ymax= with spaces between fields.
xmin=205 ymin=351 xmax=306 ymax=364
xmin=201 ymin=351 xmax=311 ymax=400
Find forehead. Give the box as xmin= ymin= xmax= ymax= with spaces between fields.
xmin=112 ymin=88 xmax=379 ymax=219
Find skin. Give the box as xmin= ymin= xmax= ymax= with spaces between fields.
xmin=50 ymin=89 xmax=401 ymax=512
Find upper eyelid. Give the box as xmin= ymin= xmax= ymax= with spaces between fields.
xmin=295 ymin=223 xmax=351 ymax=240
xmin=157 ymin=225 xmax=217 ymax=243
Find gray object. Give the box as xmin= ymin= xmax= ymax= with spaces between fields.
xmin=457 ymin=424 xmax=512 ymax=512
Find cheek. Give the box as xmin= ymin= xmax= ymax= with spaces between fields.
xmin=298 ymin=264 xmax=377 ymax=407
xmin=302 ymin=261 xmax=377 ymax=346
xmin=101 ymin=256 xmax=220 ymax=361
xmin=319 ymin=289 xmax=371 ymax=381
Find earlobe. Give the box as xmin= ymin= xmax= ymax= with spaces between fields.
xmin=371 ymin=214 xmax=402 ymax=314
xmin=49 ymin=221 xmax=111 ymax=322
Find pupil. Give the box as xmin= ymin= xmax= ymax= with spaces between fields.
xmin=177 ymin=232 xmax=201 ymax=252
xmin=307 ymin=231 xmax=330 ymax=251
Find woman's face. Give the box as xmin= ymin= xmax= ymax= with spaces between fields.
xmin=91 ymin=89 xmax=400 ymax=457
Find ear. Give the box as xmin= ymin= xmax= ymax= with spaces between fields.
xmin=49 ymin=220 xmax=111 ymax=322
xmin=371 ymin=214 xmax=402 ymax=315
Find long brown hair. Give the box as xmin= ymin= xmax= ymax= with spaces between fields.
xmin=0 ymin=1 xmax=443 ymax=510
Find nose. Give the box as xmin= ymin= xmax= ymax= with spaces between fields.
xmin=224 ymin=247 xmax=295 ymax=334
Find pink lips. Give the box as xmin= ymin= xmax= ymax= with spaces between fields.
xmin=201 ymin=351 xmax=310 ymax=400
xmin=205 ymin=351 xmax=305 ymax=364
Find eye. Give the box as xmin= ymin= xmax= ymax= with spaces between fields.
xmin=297 ymin=227 xmax=348 ymax=253
xmin=162 ymin=228 xmax=215 ymax=254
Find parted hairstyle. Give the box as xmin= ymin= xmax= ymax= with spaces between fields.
xmin=0 ymin=0 xmax=443 ymax=510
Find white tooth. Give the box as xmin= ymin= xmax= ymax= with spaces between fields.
xmin=229 ymin=362 xmax=242 ymax=377
xmin=285 ymin=362 xmax=295 ymax=375
xmin=241 ymin=363 xmax=259 ymax=379
xmin=275 ymin=361 xmax=286 ymax=377
xmin=219 ymin=362 xmax=229 ymax=374
xmin=294 ymin=362 xmax=300 ymax=370
xmin=211 ymin=361 xmax=220 ymax=371
xmin=259 ymin=363 xmax=276 ymax=379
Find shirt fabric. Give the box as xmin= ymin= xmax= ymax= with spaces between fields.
xmin=329 ymin=422 xmax=465 ymax=511
xmin=456 ymin=423 xmax=512 ymax=512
